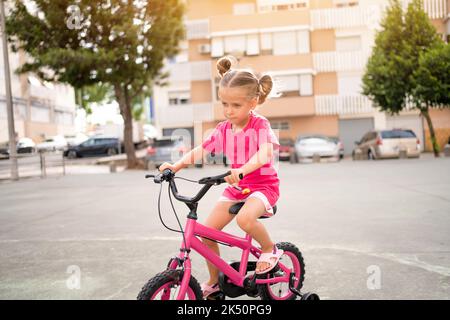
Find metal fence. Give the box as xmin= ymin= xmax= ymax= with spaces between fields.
xmin=0 ymin=151 xmax=66 ymax=180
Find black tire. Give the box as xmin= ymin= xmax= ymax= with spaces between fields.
xmin=67 ymin=150 xmax=77 ymax=159
xmin=258 ymin=242 xmax=305 ymax=300
xmin=137 ymin=269 xmax=203 ymax=300
xmin=107 ymin=148 xmax=117 ymax=156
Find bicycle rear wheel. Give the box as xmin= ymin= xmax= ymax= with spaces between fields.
xmin=137 ymin=269 xmax=203 ymax=300
xmin=258 ymin=242 xmax=305 ymax=300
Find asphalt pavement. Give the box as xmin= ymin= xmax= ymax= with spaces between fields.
xmin=0 ymin=154 xmax=449 ymax=299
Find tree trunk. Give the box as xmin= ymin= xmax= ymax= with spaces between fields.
xmin=421 ymin=108 xmax=440 ymax=157
xmin=114 ymin=84 xmax=139 ymax=168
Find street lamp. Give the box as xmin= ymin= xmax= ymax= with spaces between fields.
xmin=0 ymin=0 xmax=18 ymax=180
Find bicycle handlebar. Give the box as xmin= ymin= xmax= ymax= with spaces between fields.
xmin=145 ymin=169 xmax=244 ymax=205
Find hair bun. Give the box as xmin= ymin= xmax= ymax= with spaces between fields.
xmin=216 ymin=56 xmax=233 ymax=78
xmin=258 ymin=74 xmax=273 ymax=104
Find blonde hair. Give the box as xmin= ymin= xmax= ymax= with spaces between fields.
xmin=216 ymin=56 xmax=273 ymax=105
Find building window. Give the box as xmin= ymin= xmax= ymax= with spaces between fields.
xmin=275 ymin=73 xmax=313 ymax=97
xmin=260 ymin=33 xmax=273 ymax=55
xmin=168 ymin=91 xmax=191 ymax=106
xmin=273 ymin=31 xmax=297 ymax=55
xmin=270 ymin=121 xmax=290 ymax=131
xmin=211 ymin=37 xmax=224 ymax=58
xmin=258 ymin=0 xmax=309 ymax=13
xmin=233 ymin=3 xmax=256 ymax=15
xmin=297 ymin=30 xmax=310 ymax=54
xmin=334 ymin=0 xmax=358 ymax=8
xmin=336 ymin=35 xmax=362 ymax=52
xmin=299 ymin=74 xmax=313 ymax=96
xmin=224 ymin=35 xmax=246 ymax=54
xmin=246 ymin=34 xmax=260 ymax=56
xmin=31 ymin=106 xmax=50 ymax=123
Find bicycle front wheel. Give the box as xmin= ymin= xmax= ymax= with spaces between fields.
xmin=137 ymin=269 xmax=203 ymax=300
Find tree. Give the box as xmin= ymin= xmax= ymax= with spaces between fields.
xmin=362 ymin=0 xmax=408 ymax=115
xmin=6 ymin=0 xmax=184 ymax=168
xmin=403 ymin=0 xmax=445 ymax=156
xmin=362 ymin=0 xmax=445 ymax=157
xmin=412 ymin=43 xmax=450 ymax=153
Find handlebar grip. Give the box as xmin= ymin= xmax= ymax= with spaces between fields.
xmin=145 ymin=174 xmax=155 ymax=179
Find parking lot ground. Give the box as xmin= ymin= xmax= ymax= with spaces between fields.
xmin=0 ymin=154 xmax=449 ymax=299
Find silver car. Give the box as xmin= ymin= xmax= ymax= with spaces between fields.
xmin=294 ymin=135 xmax=340 ymax=161
xmin=146 ymin=137 xmax=189 ymax=168
xmin=353 ymin=129 xmax=421 ymax=160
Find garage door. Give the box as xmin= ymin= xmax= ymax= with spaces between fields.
xmin=339 ymin=118 xmax=375 ymax=155
xmin=386 ymin=115 xmax=424 ymax=151
xmin=162 ymin=127 xmax=194 ymax=148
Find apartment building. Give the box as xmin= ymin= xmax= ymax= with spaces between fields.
xmin=154 ymin=0 xmax=450 ymax=155
xmin=0 ymin=43 xmax=76 ymax=143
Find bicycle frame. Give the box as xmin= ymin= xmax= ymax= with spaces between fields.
xmin=169 ymin=216 xmax=293 ymax=300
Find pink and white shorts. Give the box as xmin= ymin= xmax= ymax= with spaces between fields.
xmin=218 ymin=191 xmax=275 ymax=218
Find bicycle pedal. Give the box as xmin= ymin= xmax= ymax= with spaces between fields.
xmin=206 ymin=291 xmax=225 ymax=300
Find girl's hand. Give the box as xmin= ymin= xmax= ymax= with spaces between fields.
xmin=225 ymin=168 xmax=244 ymax=186
xmin=158 ymin=162 xmax=181 ymax=173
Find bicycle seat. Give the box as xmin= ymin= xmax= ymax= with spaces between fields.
xmin=228 ymin=202 xmax=277 ymax=219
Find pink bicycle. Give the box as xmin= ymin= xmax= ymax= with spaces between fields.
xmin=137 ymin=169 xmax=319 ymax=300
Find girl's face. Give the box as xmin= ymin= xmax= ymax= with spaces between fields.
xmin=218 ymin=86 xmax=257 ymax=127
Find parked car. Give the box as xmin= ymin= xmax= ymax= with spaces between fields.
xmin=64 ymin=137 xmax=120 ymax=159
xmin=0 ymin=142 xmax=9 ymax=159
xmin=0 ymin=137 xmax=36 ymax=158
xmin=294 ymin=135 xmax=340 ymax=161
xmin=352 ymin=129 xmax=421 ymax=160
xmin=278 ymin=138 xmax=295 ymax=162
xmin=64 ymin=133 xmax=89 ymax=147
xmin=146 ymin=137 xmax=189 ymax=168
xmin=36 ymin=135 xmax=68 ymax=152
xmin=328 ymin=136 xmax=344 ymax=160
xmin=16 ymin=137 xmax=36 ymax=154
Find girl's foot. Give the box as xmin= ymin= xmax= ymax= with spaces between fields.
xmin=201 ymin=281 xmax=220 ymax=299
xmin=256 ymin=245 xmax=284 ymax=274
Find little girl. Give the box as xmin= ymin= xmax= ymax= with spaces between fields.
xmin=158 ymin=56 xmax=283 ymax=299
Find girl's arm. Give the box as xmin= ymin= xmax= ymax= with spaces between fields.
xmin=225 ymin=143 xmax=274 ymax=184
xmin=159 ymin=145 xmax=207 ymax=173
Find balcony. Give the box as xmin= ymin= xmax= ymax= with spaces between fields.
xmin=209 ymin=9 xmax=310 ymax=34
xmin=315 ymin=95 xmax=375 ymax=116
xmin=404 ymin=0 xmax=448 ymax=19
xmin=313 ymin=51 xmax=369 ymax=73
xmin=311 ymin=5 xmax=380 ymax=30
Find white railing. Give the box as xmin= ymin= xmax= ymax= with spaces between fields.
xmin=313 ymin=51 xmax=369 ymax=72
xmin=185 ymin=19 xmax=209 ymax=40
xmin=311 ymin=6 xmax=375 ymax=29
xmin=403 ymin=0 xmax=448 ymax=19
xmin=315 ymin=95 xmax=375 ymax=115
xmin=311 ymin=1 xmax=447 ymax=30
xmin=190 ymin=61 xmax=212 ymax=81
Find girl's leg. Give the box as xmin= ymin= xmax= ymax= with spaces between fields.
xmin=235 ymin=197 xmax=275 ymax=273
xmin=202 ymin=201 xmax=236 ymax=285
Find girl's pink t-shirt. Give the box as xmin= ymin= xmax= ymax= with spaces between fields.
xmin=202 ymin=111 xmax=280 ymax=207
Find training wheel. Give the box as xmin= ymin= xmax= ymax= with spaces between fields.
xmin=301 ymin=292 xmax=320 ymax=300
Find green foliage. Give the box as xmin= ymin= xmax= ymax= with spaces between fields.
xmin=412 ymin=43 xmax=450 ymax=109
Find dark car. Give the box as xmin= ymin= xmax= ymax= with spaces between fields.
xmin=64 ymin=137 xmax=120 ymax=159
xmin=278 ymin=138 xmax=295 ymax=162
